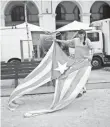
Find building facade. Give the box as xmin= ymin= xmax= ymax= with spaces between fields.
xmin=1 ymin=0 xmax=110 ymax=31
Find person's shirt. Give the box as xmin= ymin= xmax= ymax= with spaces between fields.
xmin=67 ymin=37 xmax=93 ymax=49
xmin=56 ymin=37 xmax=93 ymax=59
xmin=67 ymin=38 xmax=93 ymax=59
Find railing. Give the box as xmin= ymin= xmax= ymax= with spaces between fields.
xmin=1 ymin=61 xmax=40 ymax=87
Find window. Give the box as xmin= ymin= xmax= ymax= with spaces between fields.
xmin=90 ymin=2 xmax=110 ymax=22
xmin=11 ymin=6 xmax=25 ymax=21
xmin=56 ymin=5 xmax=66 ymax=20
xmin=87 ymin=32 xmax=99 ymax=42
xmin=73 ymin=6 xmax=80 ymax=21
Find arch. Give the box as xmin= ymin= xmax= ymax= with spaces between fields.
xmin=3 ymin=0 xmax=40 ymax=15
xmin=3 ymin=0 xmax=40 ymax=26
xmin=58 ymin=4 xmax=66 ymax=13
xmin=90 ymin=0 xmax=110 ymax=10
xmin=90 ymin=1 xmax=110 ymax=22
xmin=11 ymin=5 xmax=28 ymax=21
xmin=56 ymin=4 xmax=66 ymax=20
xmin=54 ymin=0 xmax=83 ymax=14
xmin=73 ymin=5 xmax=80 ymax=21
xmin=55 ymin=1 xmax=81 ymax=29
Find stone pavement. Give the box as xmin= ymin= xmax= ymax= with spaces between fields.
xmin=1 ymin=68 xmax=110 ymax=127
xmin=1 ymin=89 xmax=110 ymax=127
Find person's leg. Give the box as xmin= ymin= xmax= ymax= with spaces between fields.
xmin=76 ymin=89 xmax=83 ymax=98
xmin=76 ymin=93 xmax=83 ymax=98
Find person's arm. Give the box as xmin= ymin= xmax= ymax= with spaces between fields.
xmin=55 ymin=32 xmax=78 ymax=48
xmin=55 ymin=39 xmax=75 ymax=47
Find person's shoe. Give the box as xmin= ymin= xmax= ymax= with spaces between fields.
xmin=83 ymin=90 xmax=86 ymax=94
xmin=76 ymin=93 xmax=83 ymax=98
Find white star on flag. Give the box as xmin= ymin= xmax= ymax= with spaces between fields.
xmin=54 ymin=62 xmax=68 ymax=74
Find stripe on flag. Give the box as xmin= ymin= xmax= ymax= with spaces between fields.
xmin=13 ymin=61 xmax=52 ymax=93
xmin=20 ymin=42 xmax=54 ymax=83
xmin=8 ymin=43 xmax=55 ymax=106
xmin=8 ymin=40 xmax=92 ymax=117
xmin=59 ymin=70 xmax=78 ymax=101
xmin=9 ymin=69 xmax=52 ymax=105
xmin=50 ymin=66 xmax=91 ymax=111
xmin=24 ymin=65 xmax=91 ymax=117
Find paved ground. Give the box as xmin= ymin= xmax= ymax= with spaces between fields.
xmin=1 ymin=89 xmax=110 ymax=127
xmin=1 ymin=68 xmax=110 ymax=127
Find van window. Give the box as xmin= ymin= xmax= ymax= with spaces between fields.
xmin=87 ymin=32 xmax=99 ymax=42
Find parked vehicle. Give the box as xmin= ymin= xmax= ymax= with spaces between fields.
xmin=87 ymin=18 xmax=110 ymax=69
xmin=65 ymin=19 xmax=110 ymax=69
xmin=0 ymin=27 xmax=33 ymax=63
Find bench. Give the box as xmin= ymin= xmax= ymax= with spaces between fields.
xmin=1 ymin=61 xmax=40 ymax=88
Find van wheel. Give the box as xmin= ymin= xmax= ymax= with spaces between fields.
xmin=91 ymin=57 xmax=102 ymax=69
xmin=8 ymin=59 xmax=21 ymax=63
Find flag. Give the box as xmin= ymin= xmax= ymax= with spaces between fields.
xmin=8 ymin=41 xmax=73 ymax=107
xmin=24 ymin=61 xmax=91 ymax=117
xmin=8 ymin=41 xmax=91 ymax=117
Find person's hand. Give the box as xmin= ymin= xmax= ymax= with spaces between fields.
xmin=45 ymin=31 xmax=51 ymax=35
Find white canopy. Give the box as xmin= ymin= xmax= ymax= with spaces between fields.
xmin=0 ymin=26 xmax=15 ymax=30
xmin=16 ymin=22 xmax=48 ymax=32
xmin=56 ymin=21 xmax=92 ymax=32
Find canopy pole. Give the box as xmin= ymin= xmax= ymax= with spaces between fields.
xmin=24 ymin=1 xmax=31 ymax=61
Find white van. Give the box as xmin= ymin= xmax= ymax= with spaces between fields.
xmin=0 ymin=27 xmax=33 ymax=63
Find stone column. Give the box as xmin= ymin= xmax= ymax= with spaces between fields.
xmin=79 ymin=13 xmax=91 ymax=24
xmin=0 ymin=14 xmax=5 ymax=27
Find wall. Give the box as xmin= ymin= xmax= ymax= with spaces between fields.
xmin=1 ymin=0 xmax=110 ymax=30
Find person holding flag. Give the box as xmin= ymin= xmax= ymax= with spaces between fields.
xmin=55 ymin=29 xmax=93 ymax=97
xmin=8 ymin=29 xmax=94 ymax=117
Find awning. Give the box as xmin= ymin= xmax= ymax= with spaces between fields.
xmin=56 ymin=21 xmax=93 ymax=32
xmin=16 ymin=22 xmax=48 ymax=33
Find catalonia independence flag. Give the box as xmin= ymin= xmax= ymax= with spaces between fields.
xmin=8 ymin=41 xmax=91 ymax=117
